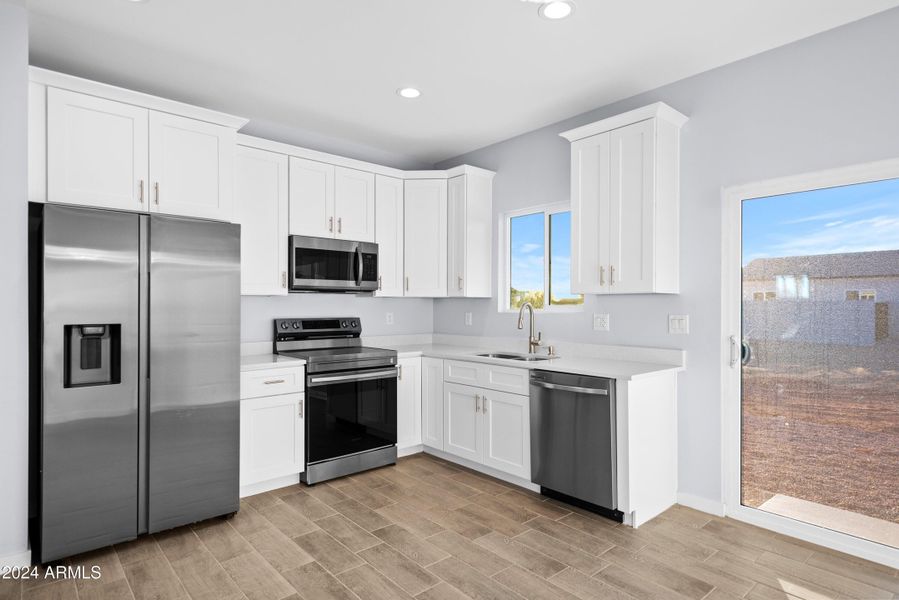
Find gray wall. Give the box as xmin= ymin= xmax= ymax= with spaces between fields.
xmin=0 ymin=0 xmax=29 ymax=562
xmin=434 ymin=7 xmax=899 ymax=504
xmin=241 ymin=295 xmax=434 ymax=342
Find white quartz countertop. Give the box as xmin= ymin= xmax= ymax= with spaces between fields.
xmin=240 ymin=353 xmax=305 ymax=372
xmin=385 ymin=343 xmax=682 ymax=381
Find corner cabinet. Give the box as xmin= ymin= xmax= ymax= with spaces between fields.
xmin=447 ymin=170 xmax=494 ymax=298
xmin=235 ymin=144 xmax=289 ymax=295
xmin=34 ymin=69 xmax=246 ymax=222
xmin=403 ymin=179 xmax=448 ymax=297
xmin=561 ymin=102 xmax=687 ymax=295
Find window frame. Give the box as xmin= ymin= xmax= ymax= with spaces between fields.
xmin=497 ymin=202 xmax=583 ymax=314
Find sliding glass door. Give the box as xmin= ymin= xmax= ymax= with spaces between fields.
xmin=736 ymin=176 xmax=899 ymax=551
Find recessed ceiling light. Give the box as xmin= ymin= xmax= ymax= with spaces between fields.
xmin=538 ymin=1 xmax=575 ymax=20
xmin=397 ymin=87 xmax=421 ymax=99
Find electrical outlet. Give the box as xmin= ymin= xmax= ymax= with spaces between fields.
xmin=668 ymin=314 xmax=689 ymax=334
xmin=385 ymin=312 xmax=394 ymax=325
xmin=464 ymin=312 xmax=473 ymax=326
xmin=593 ymin=313 xmax=610 ymax=331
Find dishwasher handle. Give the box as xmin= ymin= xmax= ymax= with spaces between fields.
xmin=531 ymin=380 xmax=609 ymax=396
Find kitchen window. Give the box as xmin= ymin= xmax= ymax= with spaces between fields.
xmin=500 ymin=204 xmax=583 ymax=312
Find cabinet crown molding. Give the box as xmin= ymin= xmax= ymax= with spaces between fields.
xmin=559 ymin=101 xmax=688 ymax=142
xmin=30 ymin=67 xmax=248 ymax=129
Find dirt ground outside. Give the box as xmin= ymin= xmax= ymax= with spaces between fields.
xmin=740 ymin=338 xmax=899 ymax=527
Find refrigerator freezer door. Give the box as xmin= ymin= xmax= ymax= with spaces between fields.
xmin=39 ymin=205 xmax=140 ymax=562
xmin=148 ymin=215 xmax=240 ymax=532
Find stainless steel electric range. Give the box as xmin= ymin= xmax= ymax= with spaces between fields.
xmin=273 ymin=318 xmax=398 ymax=484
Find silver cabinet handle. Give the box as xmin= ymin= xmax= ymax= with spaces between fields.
xmin=599 ymin=265 xmax=605 ymax=286
xmin=154 ymin=182 xmax=160 ymax=205
xmin=378 ymin=276 xmax=382 ymax=291
xmin=298 ymin=399 xmax=303 ymax=418
xmin=398 ymin=365 xmax=403 ymax=381
xmin=405 ymin=276 xmax=410 ymax=291
xmin=475 ymin=394 xmax=481 ymax=413
xmin=531 ymin=380 xmax=609 ymax=395
xmin=264 ymin=379 xmax=286 ymax=385
xmin=282 ymin=271 xmax=287 ymax=288
xmin=482 ymin=395 xmax=488 ymax=414
xmin=329 ymin=216 xmax=334 ymax=232
xmin=139 ymin=179 xmax=144 ymax=204
xmin=609 ymin=265 xmax=615 ymax=285
xmin=337 ymin=217 xmax=342 ymax=234
xmin=729 ymin=335 xmax=738 ymax=368
xmin=457 ymin=276 xmax=463 ymax=291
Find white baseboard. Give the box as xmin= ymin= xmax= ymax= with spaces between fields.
xmin=422 ymin=447 xmax=539 ymax=493
xmin=677 ymin=492 xmax=726 ymax=517
xmin=240 ymin=473 xmax=301 ymax=498
xmin=398 ymin=444 xmax=423 ymax=457
xmin=0 ymin=549 xmax=31 ymax=568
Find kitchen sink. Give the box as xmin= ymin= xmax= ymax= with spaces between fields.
xmin=475 ymin=352 xmax=552 ymax=362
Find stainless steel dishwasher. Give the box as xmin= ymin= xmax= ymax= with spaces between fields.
xmin=530 ymin=370 xmax=622 ymax=521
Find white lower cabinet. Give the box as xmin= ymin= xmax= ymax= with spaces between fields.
xmin=421 ymin=358 xmax=445 ymax=450
xmin=397 ymin=357 xmax=422 ymax=451
xmin=239 ymin=366 xmax=304 ymax=495
xmin=440 ymin=370 xmax=531 ymax=480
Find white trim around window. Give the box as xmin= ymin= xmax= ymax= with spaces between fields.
xmin=497 ymin=202 xmax=583 ymax=314
xmin=721 ymin=156 xmax=899 ymax=569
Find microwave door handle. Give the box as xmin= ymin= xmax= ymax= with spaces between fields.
xmin=355 ymin=247 xmax=363 ymax=286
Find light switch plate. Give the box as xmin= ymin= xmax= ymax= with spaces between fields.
xmin=593 ymin=313 xmax=610 ymax=331
xmin=668 ymin=314 xmax=689 ymax=334
xmin=464 ymin=312 xmax=473 ymax=326
xmin=385 ymin=312 xmax=394 ymax=325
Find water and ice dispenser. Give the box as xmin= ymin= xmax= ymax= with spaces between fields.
xmin=63 ymin=324 xmax=121 ymax=387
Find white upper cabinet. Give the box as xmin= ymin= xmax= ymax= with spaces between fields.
xmin=235 ymin=145 xmax=289 ymax=296
xmin=288 ymin=159 xmax=375 ymax=242
xmin=447 ymin=170 xmax=494 ymax=298
xmin=334 ymin=167 xmax=375 ymax=242
xmin=375 ymin=175 xmax=404 ymax=296
xmin=562 ymin=102 xmax=687 ymax=295
xmin=149 ymin=111 xmax=235 ymax=221
xmin=47 ymin=87 xmax=149 ymax=212
xmin=36 ymin=69 xmax=247 ymax=221
xmin=288 ymin=157 xmax=335 ymax=237
xmin=403 ymin=179 xmax=448 ymax=297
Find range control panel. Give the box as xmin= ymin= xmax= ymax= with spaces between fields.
xmin=273 ymin=317 xmax=362 ymax=341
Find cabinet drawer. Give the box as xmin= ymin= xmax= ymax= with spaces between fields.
xmin=240 ymin=367 xmax=304 ymax=400
xmin=443 ymin=360 xmax=529 ymax=395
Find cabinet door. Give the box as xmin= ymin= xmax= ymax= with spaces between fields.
xmin=240 ymin=393 xmax=304 ymax=487
xmin=404 ymin=179 xmax=447 ymax=297
xmin=148 ymin=111 xmax=234 ymax=221
xmin=570 ymin=132 xmax=611 ymax=294
xmin=421 ymin=358 xmax=444 ymax=450
xmin=334 ymin=167 xmax=375 ymax=242
xmin=443 ymin=383 xmax=482 ymax=463
xmin=609 ymin=119 xmax=655 ymax=294
xmin=481 ymin=390 xmax=530 ymax=479
xmin=447 ymin=175 xmax=466 ymax=297
xmin=288 ymin=157 xmax=335 ymax=237
xmin=396 ymin=358 xmax=422 ymax=450
xmin=375 ymin=175 xmax=404 ymax=296
xmin=47 ymin=87 xmax=149 ymax=211
xmin=235 ymin=147 xmax=288 ymax=295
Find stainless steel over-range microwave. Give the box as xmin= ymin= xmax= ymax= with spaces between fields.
xmin=288 ymin=235 xmax=378 ymax=293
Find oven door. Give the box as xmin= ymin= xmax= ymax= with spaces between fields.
xmin=289 ymin=236 xmax=378 ymax=292
xmin=306 ymin=367 xmax=398 ymax=465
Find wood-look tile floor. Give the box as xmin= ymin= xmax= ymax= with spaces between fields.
xmin=4 ymin=453 xmax=898 ymax=600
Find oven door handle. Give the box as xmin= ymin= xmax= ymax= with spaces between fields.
xmin=308 ymin=368 xmax=398 ymax=387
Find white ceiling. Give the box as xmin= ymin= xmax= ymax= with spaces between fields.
xmin=27 ymin=0 xmax=899 ymax=165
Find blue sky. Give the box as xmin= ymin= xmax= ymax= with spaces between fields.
xmin=510 ymin=211 xmax=579 ymax=300
xmin=742 ymin=177 xmax=899 ymax=266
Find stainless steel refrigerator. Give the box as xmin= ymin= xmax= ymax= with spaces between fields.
xmin=28 ymin=203 xmax=240 ymax=564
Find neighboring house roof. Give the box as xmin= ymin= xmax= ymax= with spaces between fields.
xmin=743 ymin=250 xmax=899 ymax=280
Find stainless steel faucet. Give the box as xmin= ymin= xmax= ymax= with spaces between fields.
xmin=517 ymin=302 xmax=543 ymax=354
